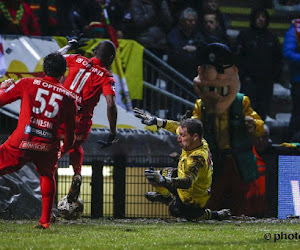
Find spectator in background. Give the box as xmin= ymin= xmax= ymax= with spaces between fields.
xmin=26 ymin=0 xmax=58 ymax=35
xmin=201 ymin=10 xmax=229 ymax=45
xmin=167 ymin=7 xmax=205 ymax=80
xmin=85 ymin=21 xmax=106 ymax=38
xmin=246 ymin=124 xmax=271 ymax=218
xmin=128 ymin=0 xmax=173 ymax=57
xmin=283 ymin=18 xmax=300 ymax=140
xmin=201 ymin=0 xmax=230 ymax=37
xmin=68 ymin=0 xmax=120 ymax=47
xmin=167 ymin=0 xmax=202 ymax=27
xmin=0 ymin=0 xmax=40 ymax=36
xmin=280 ymin=0 xmax=300 ymax=5
xmin=55 ymin=0 xmax=76 ymax=36
xmin=96 ymin=0 xmax=126 ymax=39
xmin=235 ymin=8 xmax=283 ymax=121
xmin=84 ymin=21 xmax=119 ymax=49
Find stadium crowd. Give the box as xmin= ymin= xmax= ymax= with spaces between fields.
xmin=0 ymin=0 xmax=285 ymax=118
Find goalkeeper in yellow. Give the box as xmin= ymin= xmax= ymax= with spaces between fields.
xmin=134 ymin=108 xmax=230 ymax=220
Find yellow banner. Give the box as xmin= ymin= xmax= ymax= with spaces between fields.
xmin=1 ymin=36 xmax=144 ymax=101
xmin=53 ymin=37 xmax=144 ymax=100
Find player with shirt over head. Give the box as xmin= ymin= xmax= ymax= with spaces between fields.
xmin=58 ymin=39 xmax=118 ymax=204
xmin=0 ymin=53 xmax=77 ymax=229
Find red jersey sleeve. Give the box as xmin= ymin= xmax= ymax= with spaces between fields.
xmin=0 ymin=79 xmax=26 ymax=106
xmin=102 ymin=73 xmax=116 ymax=96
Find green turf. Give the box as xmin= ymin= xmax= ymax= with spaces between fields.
xmin=1 ymin=218 xmax=300 ymax=249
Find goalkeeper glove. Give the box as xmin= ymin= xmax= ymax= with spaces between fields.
xmin=144 ymin=169 xmax=172 ymax=187
xmin=133 ymin=108 xmax=166 ymax=127
xmin=66 ymin=33 xmax=86 ymax=50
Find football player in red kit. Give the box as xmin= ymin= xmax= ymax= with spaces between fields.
xmin=58 ymin=40 xmax=117 ymax=203
xmin=0 ymin=53 xmax=77 ymax=229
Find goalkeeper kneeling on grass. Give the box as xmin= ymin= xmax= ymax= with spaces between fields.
xmin=134 ymin=108 xmax=231 ymax=221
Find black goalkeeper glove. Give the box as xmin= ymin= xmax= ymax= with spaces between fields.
xmin=66 ymin=33 xmax=86 ymax=50
xmin=133 ymin=107 xmax=166 ymax=127
xmin=97 ymin=133 xmax=118 ymax=148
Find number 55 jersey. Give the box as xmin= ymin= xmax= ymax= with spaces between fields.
xmin=62 ymin=54 xmax=116 ymax=135
xmin=0 ymin=76 xmax=77 ymax=156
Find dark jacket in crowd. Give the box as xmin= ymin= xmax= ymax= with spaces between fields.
xmin=235 ymin=8 xmax=283 ymax=82
xmin=166 ymin=22 xmax=205 ymax=79
xmin=128 ymin=0 xmax=173 ymax=51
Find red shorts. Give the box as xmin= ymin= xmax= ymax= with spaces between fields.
xmin=0 ymin=143 xmax=58 ymax=177
xmin=59 ymin=117 xmax=92 ymax=148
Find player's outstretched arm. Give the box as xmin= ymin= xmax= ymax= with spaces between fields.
xmin=133 ymin=107 xmax=166 ymax=128
xmin=58 ymin=33 xmax=85 ymax=55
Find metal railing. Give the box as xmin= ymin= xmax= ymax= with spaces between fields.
xmin=133 ymin=49 xmax=197 ymax=120
xmin=57 ymin=155 xmax=177 ymax=218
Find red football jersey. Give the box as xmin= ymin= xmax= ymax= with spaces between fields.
xmin=0 ymin=76 xmax=77 ymax=154
xmin=63 ymin=54 xmax=116 ymax=120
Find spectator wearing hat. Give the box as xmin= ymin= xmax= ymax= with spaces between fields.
xmin=192 ymin=43 xmax=265 ymax=216
xmin=86 ymin=21 xmax=106 ymax=38
xmin=235 ymin=7 xmax=283 ymax=121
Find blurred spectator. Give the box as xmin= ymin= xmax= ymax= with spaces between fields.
xmin=73 ymin=0 xmax=123 ymax=42
xmin=0 ymin=0 xmax=40 ymax=36
xmin=166 ymin=7 xmax=205 ymax=80
xmin=26 ymin=0 xmax=58 ymax=35
xmin=56 ymin=0 xmax=79 ymax=36
xmin=246 ymin=124 xmax=271 ymax=218
xmin=85 ymin=21 xmax=118 ymax=48
xmin=201 ymin=0 xmax=230 ymax=37
xmin=85 ymin=21 xmax=106 ymax=38
xmin=280 ymin=0 xmax=300 ymax=4
xmin=96 ymin=0 xmax=126 ymax=39
xmin=252 ymin=0 xmax=274 ymax=8
xmin=56 ymin=0 xmax=120 ymax=47
xmin=235 ymin=8 xmax=283 ymax=121
xmin=127 ymin=0 xmax=173 ymax=57
xmin=167 ymin=0 xmax=202 ymax=27
xmin=200 ymin=10 xmax=229 ymax=45
xmin=283 ymin=18 xmax=300 ymax=139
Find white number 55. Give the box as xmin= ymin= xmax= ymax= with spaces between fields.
xmin=32 ymin=88 xmax=63 ymax=118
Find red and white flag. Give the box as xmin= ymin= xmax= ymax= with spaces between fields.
xmin=0 ymin=35 xmax=7 ymax=77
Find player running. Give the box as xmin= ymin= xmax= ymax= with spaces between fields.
xmin=58 ymin=39 xmax=118 ymax=204
xmin=0 ymin=53 xmax=77 ymax=229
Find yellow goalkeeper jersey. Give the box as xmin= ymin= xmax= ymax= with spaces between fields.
xmin=164 ymin=120 xmax=213 ymax=207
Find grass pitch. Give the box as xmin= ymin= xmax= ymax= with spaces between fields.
xmin=1 ymin=218 xmax=300 ymax=249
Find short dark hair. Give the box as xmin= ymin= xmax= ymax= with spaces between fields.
xmin=43 ymin=52 xmax=66 ymax=77
xmin=93 ymin=40 xmax=116 ymax=68
xmin=180 ymin=118 xmax=203 ymax=138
